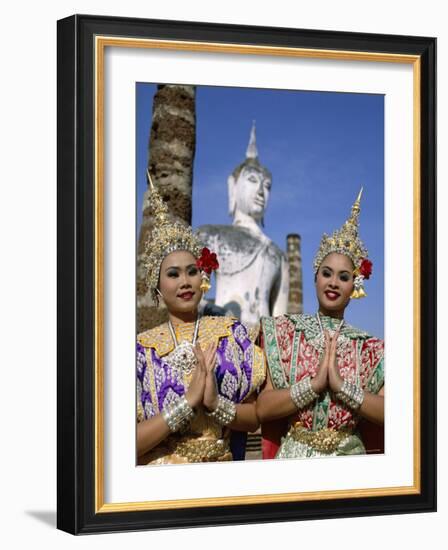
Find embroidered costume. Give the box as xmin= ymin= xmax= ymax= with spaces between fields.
xmin=137 ymin=316 xmax=265 ymax=464
xmin=262 ymin=313 xmax=384 ymax=458
xmin=261 ymin=189 xmax=384 ymax=459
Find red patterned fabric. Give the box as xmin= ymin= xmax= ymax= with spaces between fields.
xmin=273 ymin=316 xmax=296 ymax=378
xmin=261 ymin=314 xmax=384 ymax=453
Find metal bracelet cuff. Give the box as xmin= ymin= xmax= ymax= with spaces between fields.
xmin=206 ymin=395 xmax=236 ymax=426
xmin=336 ymin=379 xmax=364 ymax=410
xmin=290 ymin=376 xmax=319 ymax=410
xmin=162 ymin=395 xmax=195 ymax=432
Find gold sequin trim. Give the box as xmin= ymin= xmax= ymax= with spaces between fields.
xmin=288 ymin=422 xmax=351 ymax=454
xmin=136 ymin=401 xmax=144 ymax=423
xmin=142 ymin=435 xmax=232 ymax=464
xmin=250 ymin=345 xmax=266 ymax=394
xmin=173 ymin=438 xmax=230 ymax=462
xmin=248 ymin=321 xmax=261 ymax=343
xmin=144 ymin=347 xmax=160 ymax=414
xmin=137 ymin=316 xmax=236 ymax=356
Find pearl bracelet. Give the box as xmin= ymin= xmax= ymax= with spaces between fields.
xmin=336 ymin=379 xmax=365 ymax=410
xmin=290 ymin=376 xmax=319 ymax=410
xmin=162 ymin=395 xmax=195 ymax=432
xmin=206 ymin=395 xmax=236 ymax=426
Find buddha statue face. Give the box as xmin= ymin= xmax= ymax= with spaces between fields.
xmin=228 ymin=164 xmax=272 ymax=223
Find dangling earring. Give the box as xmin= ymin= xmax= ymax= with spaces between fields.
xmin=200 ymin=272 xmax=211 ymax=293
xmin=195 ymin=247 xmax=219 ymax=294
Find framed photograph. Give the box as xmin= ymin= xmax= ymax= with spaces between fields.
xmin=57 ymin=14 xmax=436 ymax=534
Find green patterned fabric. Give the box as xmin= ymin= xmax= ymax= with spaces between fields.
xmin=262 ymin=315 xmax=288 ymax=389
xmin=312 ymin=392 xmax=331 ymax=431
xmin=367 ymin=357 xmax=384 ymax=394
xmin=289 ymin=313 xmax=371 ymax=341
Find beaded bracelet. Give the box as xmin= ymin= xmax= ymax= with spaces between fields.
xmin=336 ymin=379 xmax=365 ymax=410
xmin=290 ymin=376 xmax=319 ymax=410
xmin=162 ymin=395 xmax=195 ymax=432
xmin=206 ymin=395 xmax=236 ymax=426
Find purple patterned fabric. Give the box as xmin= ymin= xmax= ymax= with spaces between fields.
xmin=136 ymin=320 xmax=257 ymax=422
xmin=151 ymin=348 xmax=185 ymax=411
xmin=136 ymin=342 xmax=153 ymax=419
xmin=232 ymin=322 xmax=253 ymax=402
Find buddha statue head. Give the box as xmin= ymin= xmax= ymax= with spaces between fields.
xmin=228 ymin=122 xmax=272 ymax=226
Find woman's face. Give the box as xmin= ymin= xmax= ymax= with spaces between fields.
xmin=315 ymin=252 xmax=354 ymax=317
xmin=158 ymin=250 xmax=202 ymax=315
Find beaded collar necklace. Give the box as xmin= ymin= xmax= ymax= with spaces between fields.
xmin=166 ymin=317 xmax=200 ymax=376
xmin=316 ymin=312 xmax=344 ymax=335
xmin=309 ymin=313 xmax=349 ymax=356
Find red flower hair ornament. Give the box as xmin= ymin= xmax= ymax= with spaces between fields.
xmin=196 ymin=247 xmax=219 ymax=292
xmin=351 ymin=257 xmax=373 ymax=299
xmin=359 ymin=258 xmax=373 ymax=279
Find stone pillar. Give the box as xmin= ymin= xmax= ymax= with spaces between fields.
xmin=137 ymin=85 xmax=196 ymax=333
xmin=287 ymin=233 xmax=303 ymax=314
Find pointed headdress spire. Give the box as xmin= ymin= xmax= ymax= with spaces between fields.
xmin=144 ymin=170 xmax=204 ymax=299
xmin=313 ymin=187 xmax=372 ymax=299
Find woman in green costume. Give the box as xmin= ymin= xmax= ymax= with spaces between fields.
xmin=257 ymin=190 xmax=384 ymax=459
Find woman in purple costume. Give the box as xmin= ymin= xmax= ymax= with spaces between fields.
xmin=136 ymin=175 xmax=265 ymax=465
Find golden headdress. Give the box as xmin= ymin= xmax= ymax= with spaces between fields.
xmin=144 ymin=171 xmax=203 ymax=300
xmin=144 ymin=171 xmax=219 ymax=301
xmin=313 ymin=188 xmax=372 ymax=299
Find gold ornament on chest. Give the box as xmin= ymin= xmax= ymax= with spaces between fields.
xmin=166 ymin=318 xmax=200 ymax=378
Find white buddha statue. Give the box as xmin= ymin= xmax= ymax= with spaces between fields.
xmin=196 ymin=123 xmax=289 ymax=326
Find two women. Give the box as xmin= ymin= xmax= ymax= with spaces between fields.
xmin=138 ymin=180 xmax=384 ymax=464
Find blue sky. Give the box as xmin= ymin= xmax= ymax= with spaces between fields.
xmin=136 ymin=84 xmax=384 ymax=338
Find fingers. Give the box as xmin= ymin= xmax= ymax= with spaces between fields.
xmin=205 ymin=342 xmax=216 ymax=357
xmin=204 ymin=346 xmax=216 ymax=360
xmin=193 ymin=342 xmax=204 ymax=357
xmin=324 ymin=330 xmax=339 ymax=352
xmin=330 ymin=330 xmax=339 ymax=354
xmin=322 ymin=330 xmax=339 ymax=371
xmin=327 ymin=330 xmax=340 ymax=391
xmin=325 ymin=331 xmax=332 ymax=353
xmin=202 ymin=343 xmax=217 ymax=372
xmin=193 ymin=342 xmax=218 ymax=379
xmin=208 ymin=352 xmax=217 ymax=374
xmin=193 ymin=343 xmax=206 ymax=374
xmin=327 ymin=330 xmax=343 ymax=391
xmin=320 ymin=330 xmax=332 ymax=367
xmin=330 ymin=330 xmax=340 ymax=361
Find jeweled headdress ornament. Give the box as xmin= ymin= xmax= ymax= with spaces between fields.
xmin=313 ymin=188 xmax=372 ymax=299
xmin=144 ymin=171 xmax=218 ymax=301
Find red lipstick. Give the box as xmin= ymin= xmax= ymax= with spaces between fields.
xmin=324 ymin=290 xmax=340 ymax=301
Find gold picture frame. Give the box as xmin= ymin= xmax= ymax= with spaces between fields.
xmin=57 ymin=14 xmax=436 ymax=534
